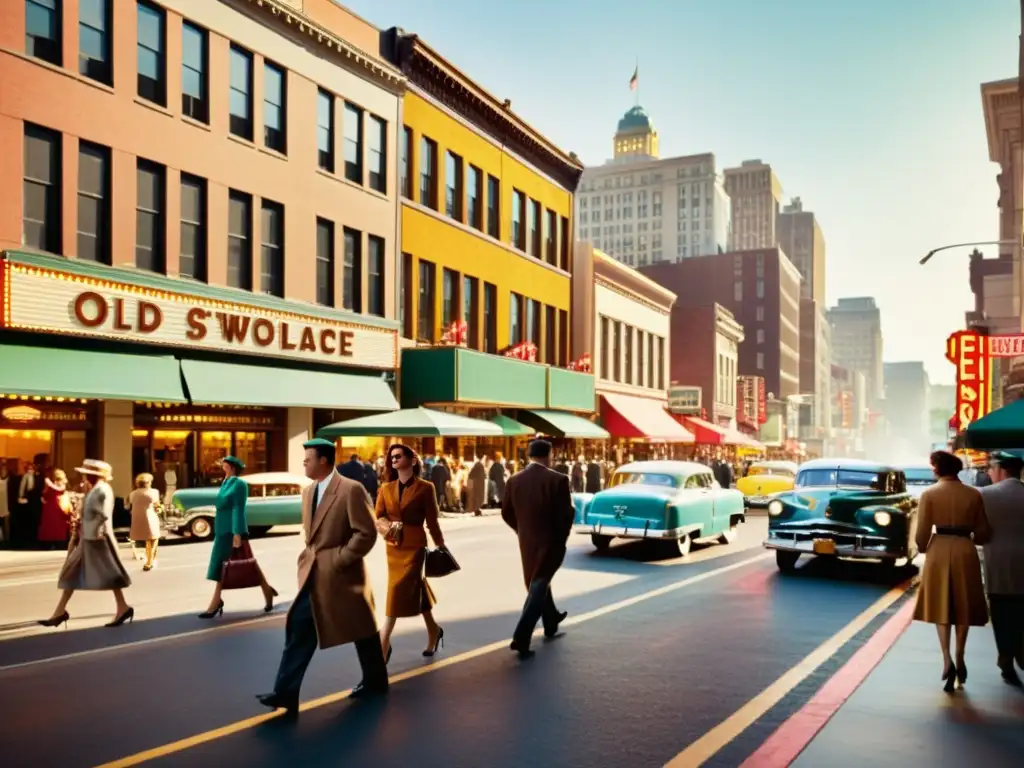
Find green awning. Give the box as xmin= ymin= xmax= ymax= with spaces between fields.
xmin=517 ymin=409 xmax=610 ymax=439
xmin=0 ymin=344 xmax=186 ymax=402
xmin=318 ymin=407 xmax=504 ymax=438
xmin=964 ymin=399 xmax=1024 ymax=450
xmin=490 ymin=414 xmax=537 ymax=437
xmin=180 ymin=359 xmax=398 ymax=410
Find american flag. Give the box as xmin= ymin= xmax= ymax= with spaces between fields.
xmin=629 ymin=66 xmax=638 ymax=91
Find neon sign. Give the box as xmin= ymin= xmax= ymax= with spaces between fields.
xmin=943 ymin=331 xmax=1024 ymax=429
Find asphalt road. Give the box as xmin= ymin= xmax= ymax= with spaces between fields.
xmin=0 ymin=515 xmax=916 ymax=768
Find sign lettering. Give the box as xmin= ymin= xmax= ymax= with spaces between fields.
xmin=946 ymin=330 xmax=992 ymax=431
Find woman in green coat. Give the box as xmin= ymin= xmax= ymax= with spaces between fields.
xmin=199 ymin=456 xmax=278 ymax=618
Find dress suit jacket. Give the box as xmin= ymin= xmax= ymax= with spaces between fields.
xmin=376 ymin=476 xmax=445 ymax=549
xmin=293 ymin=471 xmax=378 ymax=649
xmin=501 ymin=462 xmax=575 ymax=587
xmin=979 ymin=478 xmax=1024 ymax=595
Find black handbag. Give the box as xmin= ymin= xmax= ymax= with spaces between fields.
xmin=424 ymin=546 xmax=460 ymax=578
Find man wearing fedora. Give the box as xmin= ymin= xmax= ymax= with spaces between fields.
xmin=38 ymin=459 xmax=134 ymax=629
xmin=257 ymin=438 xmax=388 ymax=714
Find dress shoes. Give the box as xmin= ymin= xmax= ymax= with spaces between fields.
xmin=509 ymin=640 xmax=535 ymax=659
xmin=349 ymin=681 xmax=389 ymax=699
xmin=255 ymin=692 xmax=299 ymax=714
xmin=544 ymin=611 xmax=568 ymax=638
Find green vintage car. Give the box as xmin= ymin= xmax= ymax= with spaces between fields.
xmin=164 ymin=472 xmax=312 ymax=540
xmin=763 ymin=458 xmax=919 ymax=573
xmin=573 ymin=460 xmax=746 ymax=556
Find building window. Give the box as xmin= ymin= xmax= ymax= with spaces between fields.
xmin=483 ymin=283 xmax=497 ymax=353
xmin=442 ymin=268 xmax=458 ymax=328
xmin=529 ymin=299 xmax=542 ymax=347
xmin=529 ymin=200 xmax=541 ymax=257
xmin=229 ymin=46 xmax=254 ymax=141
xmin=512 ymin=190 xmax=526 ymax=250
xmin=400 ymin=126 xmax=412 ymax=199
xmin=600 ymin=316 xmax=610 ymax=380
xmin=135 ymin=159 xmax=165 ymax=272
xmin=612 ymin=321 xmax=621 ymax=382
xmin=658 ymin=337 xmax=665 ymax=390
xmin=417 ymin=260 xmax=436 ymax=343
xmin=342 ymin=227 xmax=362 ymax=312
xmin=486 ymin=175 xmax=500 ymax=238
xmin=263 ymin=61 xmax=286 ymax=153
xmin=544 ymin=305 xmax=556 ymax=364
xmin=343 ymin=102 xmax=363 ymax=184
xmin=545 ymin=210 xmax=557 ymax=265
xmin=315 ymin=217 xmax=334 ymax=307
xmin=316 ymin=89 xmax=334 ymax=172
xmin=367 ymin=235 xmax=384 ymax=317
xmin=648 ymin=335 xmax=655 ymax=386
xmin=756 ymin=305 xmax=764 ymax=321
xmin=400 ymin=252 xmax=413 ymax=338
xmin=756 ymin=352 xmax=764 ymax=370
xmin=136 ymin=2 xmax=165 ymax=106
xmin=445 ymin=151 xmax=463 ymax=221
xmin=558 ymin=309 xmax=568 ymax=366
xmin=181 ymin=22 xmax=208 ymax=122
xmin=227 ymin=191 xmax=252 ymax=290
xmin=756 ymin=279 xmax=764 ymax=299
xmin=467 ymin=166 xmax=483 ymax=231
xmin=179 ymin=174 xmax=206 ymax=280
xmin=559 ymin=216 xmax=570 ymax=271
xmin=624 ymin=326 xmax=633 ymax=385
xmin=368 ymin=115 xmax=386 ymax=194
xmin=260 ymin=200 xmax=284 ymax=297
xmin=419 ymin=137 xmax=437 ymax=208
xmin=637 ymin=330 xmax=645 ymax=387
xmin=509 ymin=293 xmax=522 ymax=345
xmin=463 ymin=276 xmax=479 ymax=349
xmin=26 ymin=0 xmax=61 ymax=66
xmin=77 ymin=141 xmax=109 ymax=264
xmin=79 ymin=0 xmax=111 ymax=84
xmin=734 ymin=281 xmax=742 ymax=302
xmin=757 ymin=328 xmax=765 ymax=344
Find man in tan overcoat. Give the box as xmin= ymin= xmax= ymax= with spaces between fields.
xmin=257 ymin=439 xmax=387 ymax=713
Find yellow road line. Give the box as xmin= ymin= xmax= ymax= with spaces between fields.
xmin=664 ymin=579 xmax=913 ymax=767
xmin=96 ymin=551 xmax=773 ymax=767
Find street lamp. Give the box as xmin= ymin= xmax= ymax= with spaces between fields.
xmin=919 ymin=240 xmax=1017 ymax=266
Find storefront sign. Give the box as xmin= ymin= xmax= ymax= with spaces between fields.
xmin=667 ymin=385 xmax=701 ymax=413
xmin=0 ymin=400 xmax=92 ymax=429
xmin=757 ymin=378 xmax=767 ymax=424
xmin=945 ymin=330 xmax=994 ymax=430
xmin=2 ymin=263 xmax=397 ymax=370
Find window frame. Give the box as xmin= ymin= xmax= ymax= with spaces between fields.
xmin=181 ymin=21 xmax=208 ymax=123
xmin=135 ymin=158 xmax=166 ymax=273
xmin=79 ymin=0 xmax=112 ymax=85
xmin=136 ymin=1 xmax=166 ymax=106
xmin=262 ymin=60 xmax=287 ymax=154
xmin=259 ymin=199 xmax=284 ymax=298
xmin=179 ymin=172 xmax=207 ymax=281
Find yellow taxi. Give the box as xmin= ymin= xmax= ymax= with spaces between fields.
xmin=736 ymin=460 xmax=799 ymax=508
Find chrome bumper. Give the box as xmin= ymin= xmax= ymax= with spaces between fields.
xmin=763 ymin=532 xmax=902 ymax=560
xmin=575 ymin=522 xmax=686 ymax=540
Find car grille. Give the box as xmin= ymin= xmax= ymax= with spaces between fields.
xmin=769 ymin=527 xmax=890 ymax=547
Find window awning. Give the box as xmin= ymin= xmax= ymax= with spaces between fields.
xmin=600 ymin=393 xmax=694 ymax=442
xmin=180 ymin=359 xmax=398 ymax=411
xmin=317 ymin=407 xmax=504 ymax=438
xmin=490 ymin=414 xmax=537 ymax=437
xmin=680 ymin=415 xmax=763 ymax=448
xmin=516 ymin=409 xmax=610 ymax=439
xmin=0 ymin=344 xmax=186 ymax=402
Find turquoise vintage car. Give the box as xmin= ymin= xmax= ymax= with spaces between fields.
xmin=763 ymin=458 xmax=919 ymax=573
xmin=164 ymin=472 xmax=312 ymax=540
xmin=573 ymin=460 xmax=746 ymax=556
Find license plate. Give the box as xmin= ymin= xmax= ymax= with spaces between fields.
xmin=813 ymin=538 xmax=836 ymax=555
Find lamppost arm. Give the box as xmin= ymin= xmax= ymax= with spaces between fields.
xmin=919 ymin=240 xmax=1017 ymax=265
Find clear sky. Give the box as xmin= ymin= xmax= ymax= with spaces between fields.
xmin=343 ymin=0 xmax=1019 ymax=385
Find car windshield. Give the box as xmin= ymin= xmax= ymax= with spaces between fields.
xmin=796 ymin=468 xmax=886 ymax=490
xmin=750 ymin=465 xmax=794 ymax=478
xmin=609 ymin=472 xmax=682 ymax=489
xmin=904 ymin=468 xmax=934 ymax=485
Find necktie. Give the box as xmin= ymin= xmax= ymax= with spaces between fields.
xmin=311 ymin=483 xmax=320 ymax=513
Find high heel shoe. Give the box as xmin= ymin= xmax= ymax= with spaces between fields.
xmin=198 ymin=600 xmax=224 ymax=619
xmin=105 ymin=607 xmax=134 ymax=627
xmin=943 ymin=662 xmax=957 ymax=693
xmin=264 ymin=587 xmax=279 ymax=614
xmin=37 ymin=611 xmax=69 ymax=629
xmin=956 ymin=660 xmax=967 ymax=687
xmin=423 ymin=627 xmax=444 ymax=657
xmin=385 ymin=646 xmax=393 ymax=665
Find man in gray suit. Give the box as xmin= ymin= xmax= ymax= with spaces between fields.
xmin=979 ymin=452 xmax=1024 ymax=685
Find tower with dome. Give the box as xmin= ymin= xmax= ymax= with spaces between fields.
xmin=613 ymin=105 xmax=659 ymax=160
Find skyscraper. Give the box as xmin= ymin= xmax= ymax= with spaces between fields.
xmin=776 ymin=197 xmax=826 ymax=304
xmin=724 ymin=160 xmax=783 ymax=250
xmin=828 ymin=297 xmax=884 ymax=409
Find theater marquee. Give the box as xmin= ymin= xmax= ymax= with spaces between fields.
xmin=945 ymin=329 xmax=1024 ymax=429
xmin=1 ymin=261 xmax=398 ymax=370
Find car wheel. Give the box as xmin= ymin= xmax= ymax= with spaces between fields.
xmin=591 ymin=534 xmax=613 ymax=551
xmin=249 ymin=526 xmax=271 ymax=538
xmin=189 ymin=517 xmax=214 ymax=540
xmin=776 ymin=550 xmax=800 ymax=573
xmin=670 ymin=533 xmax=692 ymax=557
xmin=719 ymin=517 xmax=741 ymax=545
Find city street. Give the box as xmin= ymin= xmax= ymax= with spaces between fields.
xmin=0 ymin=515 xmax=924 ymax=767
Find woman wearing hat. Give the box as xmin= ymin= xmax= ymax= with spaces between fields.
xmin=199 ymin=456 xmax=277 ymax=618
xmin=38 ymin=459 xmax=133 ymax=629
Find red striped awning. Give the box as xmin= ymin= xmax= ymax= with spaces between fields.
xmin=600 ymin=393 xmax=695 ymax=442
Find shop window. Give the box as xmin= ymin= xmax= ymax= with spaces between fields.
xmin=227 ymin=190 xmax=252 ymax=290
xmin=419 ymin=137 xmax=437 ymax=208
xmin=445 ymin=151 xmax=463 ymax=221
xmin=367 ymin=235 xmax=385 ymax=317
xmin=486 ymin=175 xmax=500 ymax=238
xmin=463 ymin=276 xmax=479 ymax=348
xmin=179 ymin=173 xmax=207 ymax=281
xmin=368 ymin=114 xmax=386 ymax=193
xmin=263 ymin=61 xmax=286 ymax=154
xmin=136 ymin=1 xmax=166 ymax=106
xmin=344 ymin=102 xmax=363 ymax=184
xmin=400 ymin=126 xmax=412 ymax=199
xmin=417 ymin=259 xmax=436 ymax=343
xmin=342 ymin=227 xmax=362 ymax=312
xmin=77 ymin=140 xmax=110 ymax=264
xmin=483 ymin=282 xmax=497 ymax=353
xmin=229 ymin=45 xmax=254 ymax=141
xmin=23 ymin=123 xmax=62 ymax=255
xmin=316 ymin=217 xmax=335 ymax=307
xmin=442 ymin=268 xmax=458 ymax=328
xmin=317 ymin=89 xmax=335 ymax=173
xmin=260 ymin=199 xmax=284 ymax=297
xmin=181 ymin=22 xmax=208 ymax=123
xmin=467 ymin=166 xmax=483 ymax=230
xmin=509 ymin=292 xmax=523 ymax=344
xmin=26 ymin=0 xmax=62 ymax=66
xmin=544 ymin=305 xmax=556 ymax=364
xmin=136 ymin=158 xmax=166 ymax=273
xmin=79 ymin=0 xmax=111 ymax=84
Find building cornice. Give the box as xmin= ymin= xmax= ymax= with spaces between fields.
xmin=240 ymin=0 xmax=405 ymax=91
xmin=592 ymin=249 xmax=676 ymax=311
xmin=381 ymin=29 xmax=583 ymax=192
xmin=981 ymin=78 xmax=1020 ymax=163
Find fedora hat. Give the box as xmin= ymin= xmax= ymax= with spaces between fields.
xmin=75 ymin=459 xmax=113 ymax=479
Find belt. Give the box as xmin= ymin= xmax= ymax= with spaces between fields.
xmin=935 ymin=526 xmax=972 ymax=538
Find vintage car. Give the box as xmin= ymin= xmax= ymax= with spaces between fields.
xmin=163 ymin=472 xmax=313 ymax=539
xmin=735 ymin=460 xmax=798 ymax=508
xmin=902 ymin=464 xmax=935 ymax=500
xmin=763 ymin=458 xmax=919 ymax=573
xmin=572 ymin=460 xmax=746 ymax=556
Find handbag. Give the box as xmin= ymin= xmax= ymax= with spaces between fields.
xmin=424 ymin=546 xmax=460 ymax=578
xmin=220 ymin=540 xmax=262 ymax=590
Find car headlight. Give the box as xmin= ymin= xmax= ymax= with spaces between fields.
xmin=768 ymin=499 xmax=784 ymax=516
xmin=874 ymin=511 xmax=892 ymax=527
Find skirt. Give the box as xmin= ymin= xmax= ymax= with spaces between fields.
xmin=58 ymin=535 xmax=132 ymax=591
xmin=130 ymin=509 xmax=161 ymax=541
xmin=385 ymin=544 xmax=436 ymax=617
xmin=206 ymin=533 xmax=238 ymax=581
xmin=913 ymin=537 xmax=989 ymax=627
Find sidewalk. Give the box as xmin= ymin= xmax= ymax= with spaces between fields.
xmin=790 ymin=610 xmax=1024 ymax=766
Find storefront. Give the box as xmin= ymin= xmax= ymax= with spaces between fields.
xmin=0 ymin=250 xmax=400 ymax=497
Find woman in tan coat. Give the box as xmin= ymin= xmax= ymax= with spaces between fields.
xmin=375 ymin=443 xmax=446 ymax=662
xmin=913 ymin=450 xmax=992 ymax=692
xmin=128 ymin=473 xmax=162 ymax=570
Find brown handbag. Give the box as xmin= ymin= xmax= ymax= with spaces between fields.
xmin=220 ymin=540 xmax=262 ymax=590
